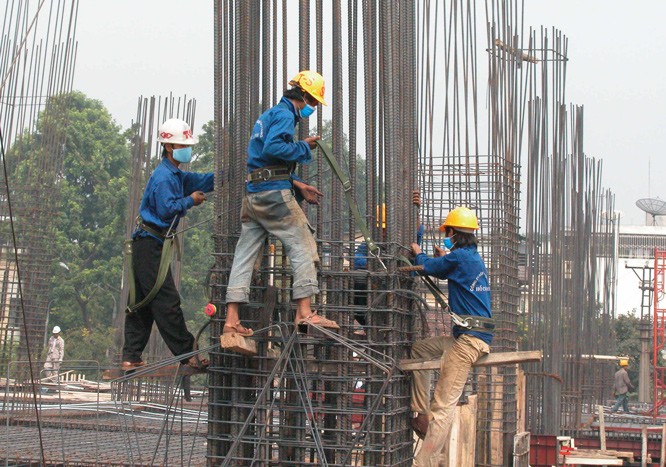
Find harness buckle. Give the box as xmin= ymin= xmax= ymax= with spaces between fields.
xmin=261 ymin=168 xmax=272 ymax=181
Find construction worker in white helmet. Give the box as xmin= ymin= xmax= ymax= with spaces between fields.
xmin=409 ymin=207 xmax=493 ymax=465
xmin=224 ymin=70 xmax=339 ymax=339
xmin=610 ymin=358 xmax=634 ymax=414
xmin=43 ymin=325 xmax=64 ymax=379
xmin=121 ymin=118 xmax=213 ymax=371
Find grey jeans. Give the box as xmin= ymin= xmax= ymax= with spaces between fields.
xmin=225 ymin=189 xmax=320 ymax=303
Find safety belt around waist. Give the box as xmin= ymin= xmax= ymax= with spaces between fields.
xmin=124 ymin=218 xmax=180 ymax=315
xmin=455 ymin=315 xmax=495 ymax=334
xmin=247 ymin=165 xmax=292 ymax=183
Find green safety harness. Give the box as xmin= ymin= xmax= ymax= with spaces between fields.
xmin=124 ymin=216 xmax=180 ymax=315
xmin=315 ymin=140 xmax=385 ymax=270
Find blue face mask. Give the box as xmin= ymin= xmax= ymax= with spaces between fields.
xmin=443 ymin=237 xmax=455 ymax=250
xmin=300 ymin=103 xmax=316 ymax=118
xmin=173 ymin=146 xmax=193 ymax=163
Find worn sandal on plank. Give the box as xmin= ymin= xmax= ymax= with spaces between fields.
xmin=295 ymin=312 xmax=340 ymax=330
xmin=223 ymin=322 xmax=254 ymax=337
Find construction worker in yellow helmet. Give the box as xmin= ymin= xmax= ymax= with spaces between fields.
xmin=223 ymin=70 xmax=338 ymax=342
xmin=611 ymin=358 xmax=634 ymax=414
xmin=408 ymin=206 xmax=492 ymax=464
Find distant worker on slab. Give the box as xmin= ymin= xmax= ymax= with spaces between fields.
xmin=610 ymin=358 xmax=634 ymax=414
xmin=44 ymin=325 xmax=64 ymax=379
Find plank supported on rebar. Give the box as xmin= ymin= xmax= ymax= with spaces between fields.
xmin=398 ymin=350 xmax=542 ymax=372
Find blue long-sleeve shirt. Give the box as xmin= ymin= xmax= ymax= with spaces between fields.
xmin=414 ymin=245 xmax=493 ymax=345
xmin=246 ymin=97 xmax=312 ymax=193
xmin=134 ymin=158 xmax=214 ymax=241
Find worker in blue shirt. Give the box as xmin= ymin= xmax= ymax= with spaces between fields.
xmin=122 ymin=118 xmax=213 ymax=371
xmin=224 ymin=70 xmax=339 ymax=339
xmin=409 ymin=207 xmax=492 ymax=465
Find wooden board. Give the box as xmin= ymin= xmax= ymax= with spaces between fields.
xmin=442 ymin=395 xmax=477 ymax=467
xmin=399 ymin=350 xmax=542 ymax=372
xmin=512 ymin=432 xmax=530 ymax=467
xmin=220 ymin=333 xmax=258 ymax=356
xmin=563 ymin=456 xmax=623 ymax=465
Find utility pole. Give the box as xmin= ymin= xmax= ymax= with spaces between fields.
xmin=626 ymin=262 xmax=653 ymax=403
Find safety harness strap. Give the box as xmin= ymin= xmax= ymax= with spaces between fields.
xmin=125 ymin=217 xmax=180 ymax=315
xmin=316 ymin=141 xmax=381 ymax=261
xmin=396 ymin=255 xmax=494 ymax=334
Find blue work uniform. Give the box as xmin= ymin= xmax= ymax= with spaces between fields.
xmin=414 ymin=245 xmax=493 ymax=345
xmin=123 ymin=157 xmax=214 ymax=365
xmin=134 ymin=158 xmax=214 ymax=241
xmin=246 ymin=96 xmax=311 ymax=194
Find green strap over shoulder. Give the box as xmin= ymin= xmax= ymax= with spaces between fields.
xmin=315 ymin=141 xmax=382 ymax=264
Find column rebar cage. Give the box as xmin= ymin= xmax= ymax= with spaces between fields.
xmin=0 ymin=0 xmax=79 ymax=369
xmin=520 ymin=26 xmax=618 ymax=436
xmin=209 ymin=1 xmax=418 ymax=465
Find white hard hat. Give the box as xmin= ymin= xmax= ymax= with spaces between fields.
xmin=52 ymin=326 xmax=61 ymax=334
xmin=156 ymin=118 xmax=198 ymax=145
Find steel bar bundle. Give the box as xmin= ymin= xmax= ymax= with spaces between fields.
xmin=0 ymin=0 xmax=79 ymax=368
xmin=521 ymin=27 xmax=617 ymax=435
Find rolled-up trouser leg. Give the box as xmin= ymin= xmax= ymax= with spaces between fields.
xmin=253 ymin=189 xmax=320 ymax=300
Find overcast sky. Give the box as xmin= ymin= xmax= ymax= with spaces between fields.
xmin=74 ymin=1 xmax=666 ymax=227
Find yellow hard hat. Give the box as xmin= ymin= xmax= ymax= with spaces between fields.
xmin=376 ymin=204 xmax=386 ymax=229
xmin=619 ymin=358 xmax=629 ymax=367
xmin=439 ymin=206 xmax=479 ymax=233
xmin=289 ymin=70 xmax=327 ymax=106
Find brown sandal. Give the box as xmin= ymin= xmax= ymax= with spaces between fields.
xmin=295 ymin=312 xmax=340 ymax=330
xmin=223 ymin=322 xmax=254 ymax=337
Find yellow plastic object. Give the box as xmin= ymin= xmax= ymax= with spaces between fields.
xmin=289 ymin=70 xmax=327 ymax=106
xmin=619 ymin=358 xmax=629 ymax=367
xmin=376 ymin=204 xmax=386 ymax=229
xmin=439 ymin=206 xmax=479 ymax=233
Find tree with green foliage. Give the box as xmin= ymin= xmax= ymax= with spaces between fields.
xmin=45 ymin=92 xmax=130 ymax=361
xmin=614 ymin=313 xmax=641 ymax=388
